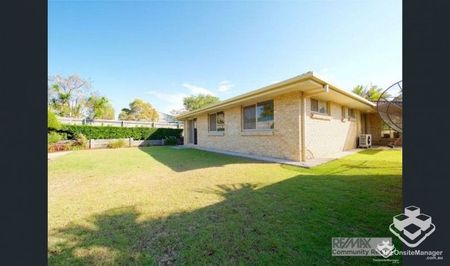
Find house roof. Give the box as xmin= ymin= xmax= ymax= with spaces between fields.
xmin=176 ymin=71 xmax=376 ymax=120
xmin=157 ymin=111 xmax=178 ymax=122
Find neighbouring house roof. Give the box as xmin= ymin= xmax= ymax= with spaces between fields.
xmin=176 ymin=71 xmax=376 ymax=120
xmin=157 ymin=111 xmax=178 ymax=123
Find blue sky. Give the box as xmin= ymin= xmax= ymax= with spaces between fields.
xmin=49 ymin=1 xmax=402 ymax=115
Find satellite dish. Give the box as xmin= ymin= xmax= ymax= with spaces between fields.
xmin=376 ymin=80 xmax=402 ymax=133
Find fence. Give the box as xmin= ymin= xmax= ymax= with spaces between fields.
xmin=58 ymin=117 xmax=183 ymax=129
xmin=48 ymin=137 xmax=184 ymax=153
xmin=88 ymin=138 xmax=165 ymax=149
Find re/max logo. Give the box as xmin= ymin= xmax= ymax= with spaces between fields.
xmin=332 ymin=238 xmax=372 ymax=249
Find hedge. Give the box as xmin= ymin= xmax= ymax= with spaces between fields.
xmin=61 ymin=125 xmax=183 ymax=140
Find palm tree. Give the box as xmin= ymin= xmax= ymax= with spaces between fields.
xmin=352 ymin=85 xmax=366 ymax=97
xmin=351 ymin=84 xmax=388 ymax=101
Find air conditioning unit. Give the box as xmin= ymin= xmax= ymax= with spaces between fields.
xmin=359 ymin=134 xmax=372 ymax=148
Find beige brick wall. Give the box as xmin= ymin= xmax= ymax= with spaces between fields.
xmin=304 ymin=98 xmax=362 ymax=159
xmin=183 ymin=119 xmax=192 ymax=144
xmin=183 ymin=93 xmax=368 ymax=161
xmin=194 ymin=91 xmax=302 ymax=161
xmin=367 ymin=113 xmax=382 ymax=145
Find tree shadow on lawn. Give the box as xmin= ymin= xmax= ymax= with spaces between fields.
xmin=49 ymin=173 xmax=402 ymax=265
xmin=138 ymin=147 xmax=267 ymax=172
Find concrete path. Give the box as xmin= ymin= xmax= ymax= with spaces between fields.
xmin=299 ymin=149 xmax=363 ymax=168
xmin=48 ymin=151 xmax=72 ymax=161
xmin=179 ymin=145 xmax=362 ymax=168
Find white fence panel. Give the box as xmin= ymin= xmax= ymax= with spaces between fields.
xmin=57 ymin=117 xmax=183 ymax=129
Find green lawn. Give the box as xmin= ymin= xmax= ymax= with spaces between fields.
xmin=48 ymin=147 xmax=402 ymax=265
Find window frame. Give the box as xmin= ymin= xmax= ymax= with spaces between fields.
xmin=208 ymin=111 xmax=225 ymax=132
xmin=347 ymin=108 xmax=356 ymax=120
xmin=242 ymin=99 xmax=274 ymax=131
xmin=310 ymin=98 xmax=330 ymax=115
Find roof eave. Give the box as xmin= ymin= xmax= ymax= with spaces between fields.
xmin=308 ymin=74 xmax=376 ymax=108
xmin=176 ymin=72 xmax=314 ymax=119
xmin=176 ymin=71 xmax=376 ymax=120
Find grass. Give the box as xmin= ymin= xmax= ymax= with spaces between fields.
xmin=48 ymin=147 xmax=402 ymax=265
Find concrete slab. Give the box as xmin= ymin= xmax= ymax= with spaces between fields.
xmin=303 ymin=149 xmax=364 ymax=168
xmin=180 ymin=145 xmax=362 ymax=168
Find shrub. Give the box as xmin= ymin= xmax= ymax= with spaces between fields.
xmin=48 ymin=139 xmax=88 ymax=152
xmin=48 ymin=142 xmax=72 ymax=153
xmin=107 ymin=139 xmax=127 ymax=149
xmin=48 ymin=132 xmax=62 ymax=144
xmin=73 ymin=133 xmax=88 ymax=148
xmin=57 ymin=132 xmax=70 ymax=140
xmin=62 ymin=125 xmax=183 ymax=140
xmin=164 ymin=136 xmax=178 ymax=145
xmin=48 ymin=128 xmax=73 ymax=140
xmin=69 ymin=144 xmax=85 ymax=151
xmin=48 ymin=109 xmax=61 ymax=130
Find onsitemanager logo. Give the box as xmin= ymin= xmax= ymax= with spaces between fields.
xmin=389 ymin=206 xmax=436 ymax=247
xmin=376 ymin=240 xmax=395 ymax=258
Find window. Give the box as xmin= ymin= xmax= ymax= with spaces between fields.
xmin=311 ymin=99 xmax=328 ymax=114
xmin=209 ymin=113 xmax=216 ymax=131
xmin=216 ymin=112 xmax=224 ymax=131
xmin=208 ymin=112 xmax=225 ymax=131
xmin=348 ymin=108 xmax=355 ymax=119
xmin=243 ymin=105 xmax=256 ymax=129
xmin=243 ymin=100 xmax=274 ymax=130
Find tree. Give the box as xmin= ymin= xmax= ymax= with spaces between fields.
xmin=118 ymin=99 xmax=159 ymax=121
xmin=352 ymin=85 xmax=366 ymax=97
xmin=100 ymin=103 xmax=115 ymax=120
xmin=48 ymin=108 xmax=61 ymax=130
xmin=86 ymin=95 xmax=115 ymax=120
xmin=365 ymin=85 xmax=384 ymax=101
xmin=351 ymin=84 xmax=387 ymax=101
xmin=183 ymin=94 xmax=220 ymax=111
xmin=48 ymin=75 xmax=92 ymax=117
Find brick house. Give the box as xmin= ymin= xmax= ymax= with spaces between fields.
xmin=176 ymin=71 xmax=396 ymax=162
